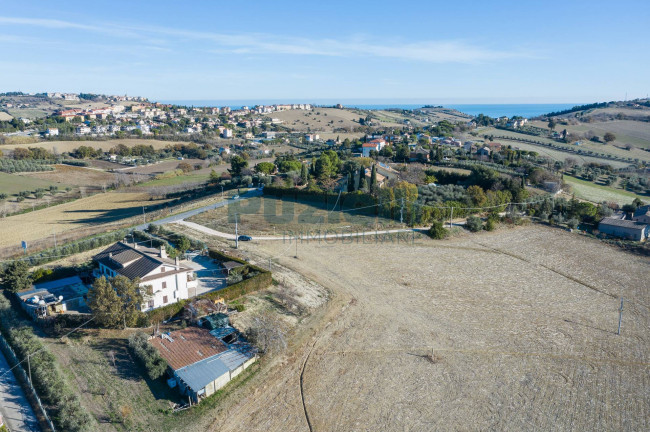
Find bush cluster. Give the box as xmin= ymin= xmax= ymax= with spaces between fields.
xmin=0 ymin=158 xmax=55 ymax=173
xmin=128 ymin=332 xmax=167 ymax=380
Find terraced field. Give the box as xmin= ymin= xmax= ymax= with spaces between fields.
xmin=564 ymin=175 xmax=647 ymax=205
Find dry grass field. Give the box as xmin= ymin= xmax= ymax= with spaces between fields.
xmin=480 ymin=127 xmax=638 ymax=168
xmin=22 ymin=164 xmax=116 ymax=187
xmin=0 ymin=138 xmax=184 ymax=154
xmin=196 ymin=225 xmax=649 ymax=432
xmin=270 ymin=108 xmax=407 ymax=132
xmin=0 ymin=191 xmax=167 ymax=248
xmin=531 ymin=119 xmax=650 ymax=151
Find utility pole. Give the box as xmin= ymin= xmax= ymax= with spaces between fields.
xmin=142 ymin=206 xmax=146 ymax=225
xmin=235 ymin=213 xmax=239 ymax=249
xmin=400 ymin=198 xmax=404 ymax=225
xmin=221 ymin=185 xmax=224 ymax=198
xmin=449 ymin=206 xmax=454 ymax=229
xmin=295 ymin=236 xmax=298 ymax=258
xmin=617 ymin=298 xmax=624 ymax=335
xmin=268 ymin=258 xmax=272 ymax=271
xmin=27 ymin=353 xmax=32 ymax=384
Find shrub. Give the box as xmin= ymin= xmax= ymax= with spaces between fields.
xmin=465 ymin=215 xmax=483 ymax=232
xmin=428 ymin=221 xmax=448 ymax=239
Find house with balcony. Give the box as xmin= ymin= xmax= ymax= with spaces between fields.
xmin=93 ymin=242 xmax=197 ymax=311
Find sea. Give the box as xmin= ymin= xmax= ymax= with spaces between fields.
xmin=158 ymin=100 xmax=582 ymax=119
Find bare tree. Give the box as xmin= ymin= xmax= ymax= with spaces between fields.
xmin=107 ymin=350 xmax=117 ymax=367
xmin=247 ymin=311 xmax=287 ymax=354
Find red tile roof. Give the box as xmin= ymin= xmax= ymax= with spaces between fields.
xmin=149 ymin=327 xmax=227 ymax=370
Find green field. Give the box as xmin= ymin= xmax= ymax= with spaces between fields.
xmin=140 ymin=172 xmax=210 ymax=187
xmin=188 ymin=196 xmax=401 ymax=236
xmin=0 ymin=171 xmax=59 ymax=195
xmin=563 ymin=175 xmax=647 ymax=205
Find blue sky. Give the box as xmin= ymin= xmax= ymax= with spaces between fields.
xmin=1 ymin=0 xmax=648 ymax=103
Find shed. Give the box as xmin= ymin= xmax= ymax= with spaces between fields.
xmin=200 ymin=313 xmax=230 ymax=330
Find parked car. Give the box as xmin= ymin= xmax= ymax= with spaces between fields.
xmin=232 ymin=195 xmax=240 ymax=199
xmin=238 ymin=235 xmax=252 ymax=241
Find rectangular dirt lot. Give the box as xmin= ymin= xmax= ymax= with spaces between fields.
xmin=206 ymin=225 xmax=649 ymax=432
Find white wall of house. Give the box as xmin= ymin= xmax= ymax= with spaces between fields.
xmin=141 ymin=267 xmax=190 ymax=311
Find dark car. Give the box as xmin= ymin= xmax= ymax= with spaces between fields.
xmin=238 ymin=235 xmax=252 ymax=241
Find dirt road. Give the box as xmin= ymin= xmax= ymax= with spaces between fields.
xmin=203 ymin=226 xmax=649 ymax=431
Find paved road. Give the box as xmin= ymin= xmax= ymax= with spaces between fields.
xmin=0 ymin=350 xmax=40 ymax=432
xmin=175 ymin=219 xmax=427 ymax=241
xmin=134 ymin=189 xmax=262 ymax=231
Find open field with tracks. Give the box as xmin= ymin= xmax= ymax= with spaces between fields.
xmin=199 ymin=225 xmax=650 ymax=431
xmin=0 ymin=191 xmax=168 ymax=248
xmin=481 ymin=127 xmax=650 ymax=166
xmin=530 ymin=119 xmax=650 ymax=151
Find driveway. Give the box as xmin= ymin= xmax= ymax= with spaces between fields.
xmin=184 ymin=255 xmax=226 ymax=297
xmin=0 ymin=349 xmax=40 ymax=432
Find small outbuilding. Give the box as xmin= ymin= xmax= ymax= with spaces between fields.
xmin=149 ymin=327 xmax=256 ymax=403
xmin=17 ymin=276 xmax=90 ymax=319
xmin=598 ymin=217 xmax=648 ymax=241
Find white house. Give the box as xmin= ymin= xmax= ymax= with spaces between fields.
xmin=45 ymin=128 xmax=59 ymax=136
xmin=222 ymin=128 xmax=233 ymax=138
xmin=305 ymin=133 xmax=320 ymax=142
xmin=93 ymin=242 xmax=197 ymax=311
xmin=361 ymin=139 xmax=386 ymax=157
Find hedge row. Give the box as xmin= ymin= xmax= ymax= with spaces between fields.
xmin=0 ymin=228 xmax=130 ymax=273
xmin=146 ymin=249 xmax=271 ymax=323
xmin=128 ymin=332 xmax=167 ymax=379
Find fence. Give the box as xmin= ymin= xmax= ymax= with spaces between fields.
xmin=0 ymin=333 xmax=56 ymax=432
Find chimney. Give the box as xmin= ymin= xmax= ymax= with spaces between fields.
xmin=175 ymin=257 xmax=179 ymax=266
xmin=108 ymin=252 xmax=113 ymax=259
xmin=160 ymin=246 xmax=167 ymax=259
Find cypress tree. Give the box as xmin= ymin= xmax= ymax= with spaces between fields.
xmin=359 ymin=168 xmax=367 ymax=190
xmin=370 ymin=164 xmax=377 ymax=195
xmin=347 ymin=172 xmax=355 ymax=192
xmin=300 ymin=163 xmax=309 ymax=185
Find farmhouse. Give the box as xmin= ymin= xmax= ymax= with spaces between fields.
xmin=93 ymin=242 xmax=197 ymax=311
xmin=633 ymin=205 xmax=650 ymax=224
xmin=598 ymin=217 xmax=648 ymax=241
xmin=149 ymin=327 xmax=256 ymax=403
xmin=17 ymin=276 xmax=90 ymax=319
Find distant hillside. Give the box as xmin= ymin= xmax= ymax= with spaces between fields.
xmin=542 ymin=99 xmax=650 ymax=120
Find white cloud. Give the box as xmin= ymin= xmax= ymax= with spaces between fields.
xmin=0 ymin=15 xmax=535 ymax=63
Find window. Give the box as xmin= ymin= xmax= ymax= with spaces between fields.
xmin=148 ymin=300 xmax=154 ymax=308
xmin=163 ymin=295 xmax=168 ymax=304
xmin=162 ymin=281 xmax=167 ymax=289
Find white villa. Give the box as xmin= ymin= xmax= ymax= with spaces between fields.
xmin=93 ymin=242 xmax=197 ymax=311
